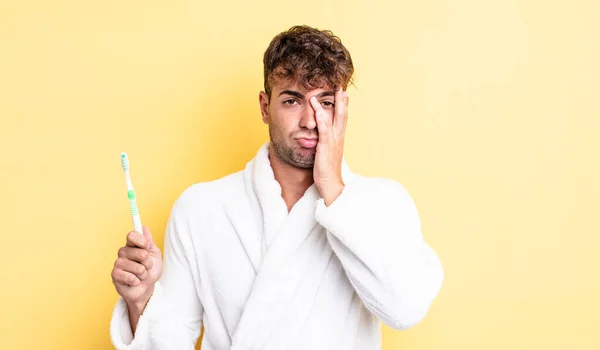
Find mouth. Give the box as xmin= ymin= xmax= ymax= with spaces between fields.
xmin=296 ymin=137 xmax=318 ymax=149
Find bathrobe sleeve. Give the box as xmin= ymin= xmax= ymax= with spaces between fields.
xmin=110 ymin=194 xmax=204 ymax=349
xmin=315 ymin=177 xmax=444 ymax=330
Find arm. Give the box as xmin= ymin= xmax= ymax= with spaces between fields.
xmin=126 ymin=298 xmax=149 ymax=336
xmin=110 ymin=194 xmax=204 ymax=349
xmin=315 ymin=177 xmax=444 ymax=330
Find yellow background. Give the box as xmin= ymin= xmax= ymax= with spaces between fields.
xmin=1 ymin=0 xmax=598 ymax=349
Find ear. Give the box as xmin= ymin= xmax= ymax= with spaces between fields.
xmin=259 ymin=91 xmax=270 ymax=124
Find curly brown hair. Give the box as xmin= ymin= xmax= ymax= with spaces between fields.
xmin=263 ymin=25 xmax=354 ymax=98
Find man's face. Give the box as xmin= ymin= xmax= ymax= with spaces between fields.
xmin=259 ymin=80 xmax=336 ymax=169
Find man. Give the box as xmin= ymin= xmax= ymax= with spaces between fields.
xmin=110 ymin=25 xmax=444 ymax=350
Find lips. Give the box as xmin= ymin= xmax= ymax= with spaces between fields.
xmin=297 ymin=138 xmax=318 ymax=148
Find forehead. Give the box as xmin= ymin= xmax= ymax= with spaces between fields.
xmin=271 ymin=79 xmax=333 ymax=97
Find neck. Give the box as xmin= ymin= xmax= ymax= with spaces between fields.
xmin=268 ymin=143 xmax=314 ymax=212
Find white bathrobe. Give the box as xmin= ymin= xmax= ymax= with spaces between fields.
xmin=110 ymin=142 xmax=444 ymax=350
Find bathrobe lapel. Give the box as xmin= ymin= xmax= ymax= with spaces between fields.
xmin=231 ymin=143 xmax=352 ymax=350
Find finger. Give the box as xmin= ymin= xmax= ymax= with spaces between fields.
xmin=140 ymin=254 xmax=153 ymax=271
xmin=118 ymin=246 xmax=150 ymax=264
xmin=310 ymin=96 xmax=332 ymax=144
xmin=309 ymin=96 xmax=328 ymax=120
xmin=142 ymin=226 xmax=158 ymax=254
xmin=126 ymin=230 xmax=148 ymax=249
xmin=334 ymin=89 xmax=348 ymax=135
xmin=116 ymin=258 xmax=148 ymax=280
xmin=112 ymin=268 xmax=141 ymax=287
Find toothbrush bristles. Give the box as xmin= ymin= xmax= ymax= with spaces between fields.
xmin=120 ymin=152 xmax=129 ymax=171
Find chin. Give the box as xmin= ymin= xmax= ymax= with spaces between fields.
xmin=291 ymin=150 xmax=315 ymax=169
xmin=271 ymin=139 xmax=315 ymax=168
xmin=296 ymin=146 xmax=317 ymax=153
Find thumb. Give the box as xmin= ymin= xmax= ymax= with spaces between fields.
xmin=142 ymin=226 xmax=159 ymax=254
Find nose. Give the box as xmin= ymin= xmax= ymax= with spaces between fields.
xmin=299 ymin=104 xmax=317 ymax=130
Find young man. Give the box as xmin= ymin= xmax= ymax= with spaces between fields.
xmin=110 ymin=25 xmax=444 ymax=350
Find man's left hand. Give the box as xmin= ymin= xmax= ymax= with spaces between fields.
xmin=310 ymin=88 xmax=349 ymax=206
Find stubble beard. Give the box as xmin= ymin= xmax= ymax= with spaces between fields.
xmin=269 ymin=126 xmax=315 ymax=169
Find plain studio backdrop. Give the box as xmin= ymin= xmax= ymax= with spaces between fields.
xmin=0 ymin=0 xmax=598 ymax=349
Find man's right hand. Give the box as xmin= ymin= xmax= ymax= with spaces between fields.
xmin=111 ymin=226 xmax=163 ymax=322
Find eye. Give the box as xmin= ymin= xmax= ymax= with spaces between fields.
xmin=283 ymin=99 xmax=298 ymax=105
xmin=322 ymin=101 xmax=335 ymax=107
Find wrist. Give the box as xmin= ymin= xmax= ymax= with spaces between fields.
xmin=319 ymin=181 xmax=345 ymax=206
xmin=126 ymin=300 xmax=147 ymax=316
xmin=126 ymin=289 xmax=154 ymax=314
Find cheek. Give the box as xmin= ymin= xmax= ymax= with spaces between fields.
xmin=273 ymin=110 xmax=300 ymax=132
xmin=270 ymin=117 xmax=293 ymax=140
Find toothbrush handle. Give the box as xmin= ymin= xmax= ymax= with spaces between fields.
xmin=129 ymin=198 xmax=143 ymax=234
xmin=133 ymin=214 xmax=143 ymax=235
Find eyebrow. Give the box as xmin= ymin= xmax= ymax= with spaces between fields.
xmin=278 ymin=90 xmax=335 ymax=99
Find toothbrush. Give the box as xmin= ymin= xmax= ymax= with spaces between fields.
xmin=120 ymin=152 xmax=143 ymax=234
